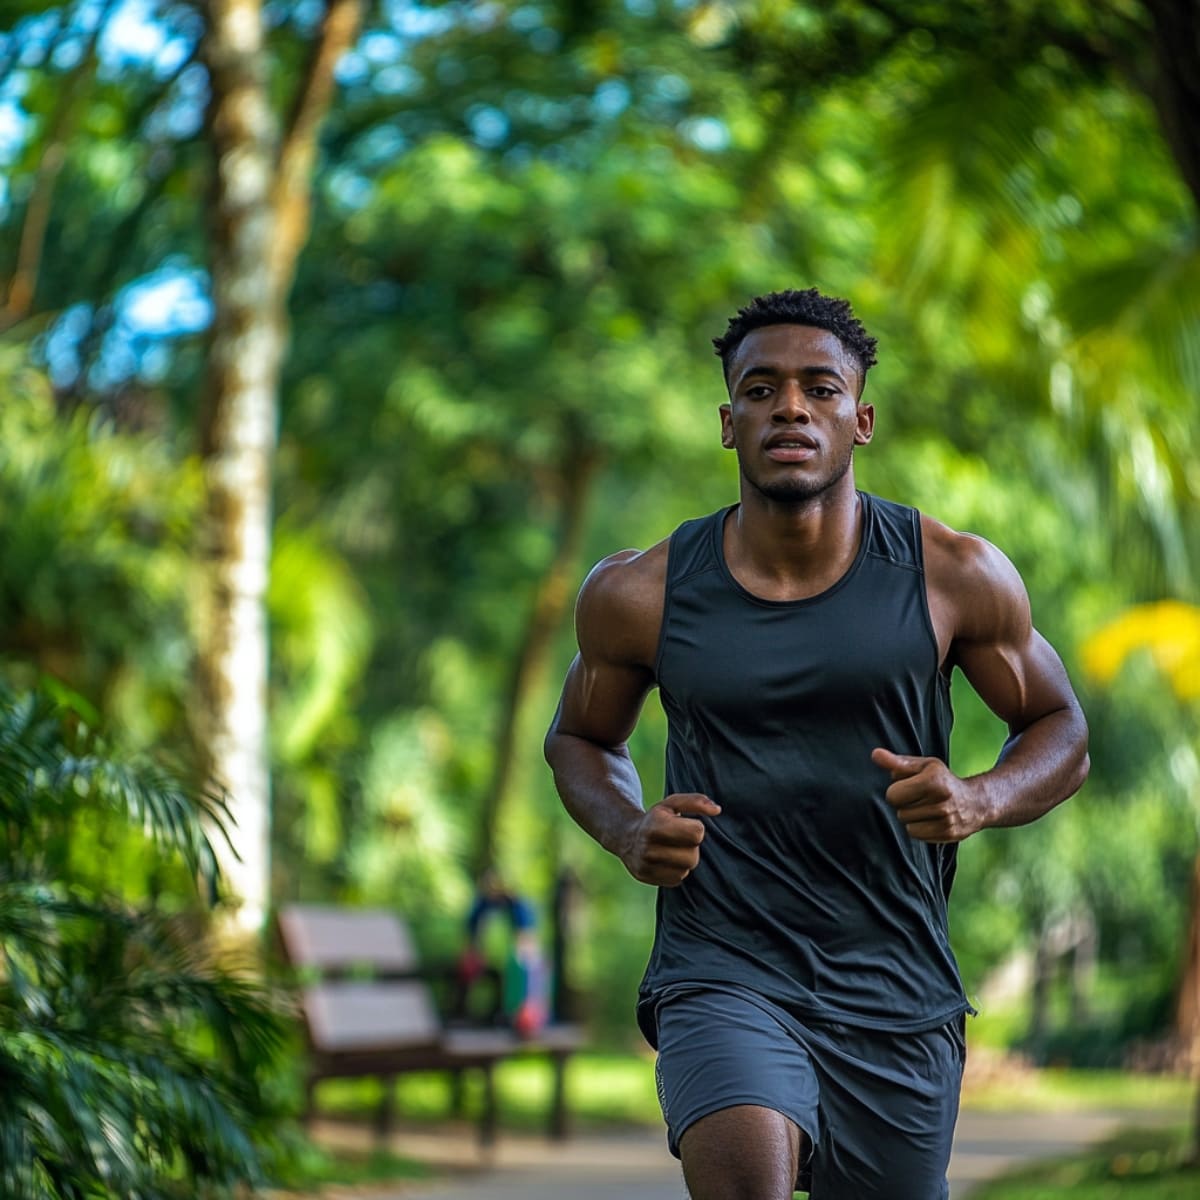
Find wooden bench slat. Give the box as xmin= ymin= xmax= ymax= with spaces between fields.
xmin=279 ymin=905 xmax=418 ymax=973
xmin=441 ymin=1027 xmax=522 ymax=1056
xmin=302 ymin=980 xmax=441 ymax=1052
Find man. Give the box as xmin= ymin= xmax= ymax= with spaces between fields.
xmin=544 ymin=288 xmax=1089 ymax=1199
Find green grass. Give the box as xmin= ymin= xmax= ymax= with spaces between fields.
xmin=269 ymin=1143 xmax=433 ymax=1191
xmin=961 ymin=1068 xmax=1194 ymax=1113
xmin=968 ymin=1004 xmax=1032 ymax=1050
xmin=312 ymin=1050 xmax=664 ymax=1132
xmin=309 ymin=1051 xmax=1192 ymax=1129
xmin=972 ymin=1125 xmax=1200 ymax=1199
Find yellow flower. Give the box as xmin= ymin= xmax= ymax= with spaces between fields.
xmin=1082 ymin=602 xmax=1200 ymax=701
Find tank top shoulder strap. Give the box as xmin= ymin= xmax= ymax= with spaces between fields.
xmin=862 ymin=492 xmax=923 ymax=573
xmin=665 ymin=507 xmax=726 ymax=588
xmin=654 ymin=508 xmax=726 ymax=682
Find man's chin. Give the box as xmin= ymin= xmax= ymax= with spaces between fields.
xmin=747 ymin=475 xmax=832 ymax=504
xmin=742 ymin=458 xmax=852 ymax=505
xmin=757 ymin=485 xmax=823 ymax=503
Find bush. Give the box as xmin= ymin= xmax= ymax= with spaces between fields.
xmin=0 ymin=686 xmax=288 ymax=1198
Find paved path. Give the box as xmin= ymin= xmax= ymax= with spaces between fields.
xmin=309 ymin=1107 xmax=1173 ymax=1198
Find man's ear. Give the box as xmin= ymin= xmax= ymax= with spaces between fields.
xmin=720 ymin=403 xmax=735 ymax=449
xmin=854 ymin=402 xmax=875 ymax=445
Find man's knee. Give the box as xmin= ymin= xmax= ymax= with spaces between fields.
xmin=678 ymin=1104 xmax=803 ymax=1200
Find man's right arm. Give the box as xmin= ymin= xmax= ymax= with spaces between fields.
xmin=544 ymin=547 xmax=720 ymax=887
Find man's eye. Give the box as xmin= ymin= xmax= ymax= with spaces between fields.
xmin=810 ymin=386 xmax=835 ymax=398
xmin=746 ymin=386 xmax=771 ymax=399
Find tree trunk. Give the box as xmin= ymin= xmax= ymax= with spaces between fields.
xmin=198 ymin=0 xmax=282 ymax=932
xmin=1028 ymin=929 xmax=1054 ymax=1064
xmin=1176 ymin=854 xmax=1200 ymax=1047
xmin=473 ymin=446 xmax=600 ymax=878
xmin=198 ymin=0 xmax=362 ymax=931
xmin=1177 ymin=850 xmax=1200 ymax=1163
xmin=1142 ymin=0 xmax=1200 ymax=213
xmin=1069 ymin=908 xmax=1097 ymax=1026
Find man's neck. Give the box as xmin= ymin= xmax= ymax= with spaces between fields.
xmin=724 ymin=474 xmax=864 ymax=601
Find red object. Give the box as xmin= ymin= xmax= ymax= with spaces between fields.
xmin=457 ymin=946 xmax=485 ymax=984
xmin=513 ymin=997 xmax=548 ymax=1039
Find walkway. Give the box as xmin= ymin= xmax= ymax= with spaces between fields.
xmin=309 ymin=1107 xmax=1169 ymax=1198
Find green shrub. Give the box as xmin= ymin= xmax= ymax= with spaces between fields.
xmin=0 ymin=686 xmax=287 ymax=1198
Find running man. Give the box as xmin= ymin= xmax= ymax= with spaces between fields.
xmin=544 ymin=288 xmax=1089 ymax=1199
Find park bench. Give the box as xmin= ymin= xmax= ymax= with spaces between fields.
xmin=277 ymin=903 xmax=583 ymax=1146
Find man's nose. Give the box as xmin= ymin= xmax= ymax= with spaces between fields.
xmin=771 ymin=381 xmax=811 ymax=421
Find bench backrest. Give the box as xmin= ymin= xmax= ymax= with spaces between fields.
xmin=278 ymin=904 xmax=441 ymax=1052
xmin=301 ymin=980 xmax=441 ymax=1052
xmin=278 ymin=904 xmax=421 ymax=975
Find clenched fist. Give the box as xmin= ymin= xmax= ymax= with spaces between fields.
xmin=871 ymin=748 xmax=990 ymax=844
xmin=619 ymin=793 xmax=721 ymax=886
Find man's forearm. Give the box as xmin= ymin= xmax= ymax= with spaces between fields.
xmin=975 ymin=703 xmax=1089 ymax=828
xmin=544 ymin=727 xmax=646 ymax=859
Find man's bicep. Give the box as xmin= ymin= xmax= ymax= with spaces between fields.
xmin=554 ymin=652 xmax=655 ymax=748
xmin=553 ymin=545 xmax=663 ymax=748
xmin=956 ymin=622 xmax=1080 ymax=735
xmin=951 ymin=542 xmax=1080 ymax=733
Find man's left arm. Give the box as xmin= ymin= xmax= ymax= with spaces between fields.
xmin=872 ymin=533 xmax=1089 ymax=844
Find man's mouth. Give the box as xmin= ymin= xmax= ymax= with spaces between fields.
xmin=765 ymin=433 xmax=817 ymax=461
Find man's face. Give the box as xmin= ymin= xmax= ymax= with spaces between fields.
xmin=720 ymin=324 xmax=874 ymax=504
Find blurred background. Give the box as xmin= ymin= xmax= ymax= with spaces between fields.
xmin=0 ymin=0 xmax=1197 ymax=1195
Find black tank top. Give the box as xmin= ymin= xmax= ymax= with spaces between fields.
xmin=637 ymin=492 xmax=970 ymax=1041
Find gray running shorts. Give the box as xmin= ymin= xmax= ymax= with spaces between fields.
xmin=652 ymin=985 xmax=966 ymax=1199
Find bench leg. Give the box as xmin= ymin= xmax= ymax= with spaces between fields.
xmin=548 ymin=1051 xmax=570 ymax=1141
xmin=478 ymin=1064 xmax=497 ymax=1149
xmin=374 ymin=1076 xmax=396 ymax=1142
xmin=448 ymin=1067 xmax=465 ymax=1117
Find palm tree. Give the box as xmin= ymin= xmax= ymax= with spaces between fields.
xmin=0 ymin=685 xmax=287 ymax=1198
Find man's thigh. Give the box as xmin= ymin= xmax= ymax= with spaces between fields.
xmin=653 ymin=987 xmax=820 ymax=1162
xmin=805 ymin=1017 xmax=965 ymax=1200
xmin=679 ymin=1104 xmax=802 ymax=1200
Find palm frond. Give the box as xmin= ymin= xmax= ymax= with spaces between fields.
xmin=0 ymin=690 xmax=69 ymax=825
xmin=0 ymin=1024 xmax=266 ymax=1197
xmin=0 ymin=687 xmax=288 ymax=1198
xmin=52 ymin=753 xmax=232 ymax=890
xmin=0 ymin=681 xmax=232 ymax=894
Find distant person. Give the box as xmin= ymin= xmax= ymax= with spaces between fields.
xmin=459 ymin=869 xmax=548 ymax=1037
xmin=544 ymin=288 xmax=1088 ymax=1199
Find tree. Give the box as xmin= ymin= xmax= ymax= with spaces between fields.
xmin=0 ymin=0 xmax=373 ymax=923
xmin=197 ymin=0 xmax=363 ymax=929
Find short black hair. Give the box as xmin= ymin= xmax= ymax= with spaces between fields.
xmin=713 ymin=288 xmax=879 ymax=385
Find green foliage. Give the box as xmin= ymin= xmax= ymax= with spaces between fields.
xmin=267 ymin=521 xmax=373 ymax=880
xmin=0 ymin=0 xmax=1197 ymax=1058
xmin=0 ymin=684 xmax=288 ymax=1198
xmin=0 ymin=348 xmax=200 ymax=749
xmin=972 ymin=1124 xmax=1200 ymax=1200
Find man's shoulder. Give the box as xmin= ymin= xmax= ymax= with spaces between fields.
xmin=582 ymin=537 xmax=671 ymax=601
xmin=575 ymin=507 xmax=729 ymax=664
xmin=918 ymin=511 xmax=1029 ymax=637
xmin=579 ymin=505 xmax=723 ymax=611
xmin=919 ymin=511 xmax=1014 ymax=580
xmin=575 ymin=538 xmax=672 ymax=668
